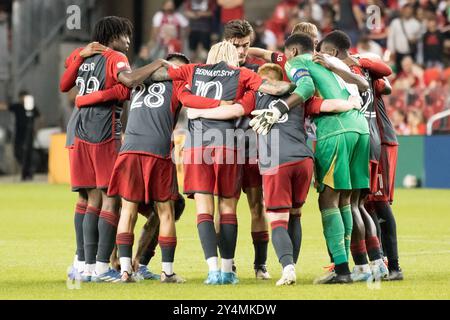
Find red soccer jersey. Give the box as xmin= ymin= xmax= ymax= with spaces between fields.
xmin=168 ymin=61 xmax=263 ymax=150
xmin=270 ymin=51 xmax=289 ymax=81
xmin=73 ymin=49 xmax=131 ymax=143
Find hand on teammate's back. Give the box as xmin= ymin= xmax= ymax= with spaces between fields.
xmin=186 ymin=108 xmax=203 ymax=119
xmin=348 ymin=96 xmax=362 ymax=110
xmin=79 ymin=42 xmax=108 ymax=58
xmin=312 ymin=52 xmax=333 ymax=70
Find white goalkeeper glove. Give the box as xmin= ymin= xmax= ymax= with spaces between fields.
xmin=249 ymin=99 xmax=289 ymax=135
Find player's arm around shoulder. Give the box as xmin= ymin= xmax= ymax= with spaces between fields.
xmin=117 ymin=58 xmax=173 ymax=88
xmin=187 ymin=91 xmax=256 ymax=120
xmin=313 ymin=53 xmax=369 ymax=92
xmin=248 ymin=47 xmax=274 ymax=62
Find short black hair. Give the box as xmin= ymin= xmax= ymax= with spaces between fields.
xmin=284 ymin=32 xmax=314 ymax=53
xmin=223 ymin=19 xmax=254 ymax=40
xmin=166 ymin=52 xmax=190 ymax=64
xmin=321 ymin=30 xmax=352 ymax=51
xmin=92 ymin=16 xmax=133 ymax=46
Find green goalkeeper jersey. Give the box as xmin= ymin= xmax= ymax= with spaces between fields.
xmin=285 ymin=53 xmax=369 ymax=140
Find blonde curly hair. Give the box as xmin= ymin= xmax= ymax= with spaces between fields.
xmin=206 ymin=41 xmax=240 ymax=67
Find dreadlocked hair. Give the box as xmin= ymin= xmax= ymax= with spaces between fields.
xmin=92 ymin=16 xmax=133 ymax=46
xmin=206 ymin=41 xmax=239 ymax=67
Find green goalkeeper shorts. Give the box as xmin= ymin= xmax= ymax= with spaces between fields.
xmin=315 ymin=132 xmax=370 ymax=192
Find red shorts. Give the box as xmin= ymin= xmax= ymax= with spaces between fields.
xmin=241 ymin=161 xmax=262 ymax=191
xmin=262 ymin=158 xmax=314 ymax=210
xmin=70 ymin=138 xmax=120 ymax=191
xmin=107 ymin=152 xmax=178 ymax=203
xmin=367 ymin=144 xmax=398 ymax=203
xmin=369 ymin=160 xmax=380 ymax=194
xmin=183 ymin=147 xmax=241 ymax=199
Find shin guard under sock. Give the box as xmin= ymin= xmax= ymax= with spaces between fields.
xmin=251 ymin=231 xmax=269 ymax=267
xmin=197 ymin=214 xmax=218 ymax=259
xmin=74 ymin=202 xmax=87 ymax=261
xmin=97 ymin=210 xmax=119 ymax=263
xmin=218 ymin=213 xmax=238 ymax=259
xmin=271 ymin=220 xmax=293 ymax=268
xmin=339 ymin=205 xmax=353 ymax=260
xmin=321 ymin=208 xmax=347 ymax=265
xmin=83 ymin=206 xmax=100 ymax=264
xmin=288 ymin=214 xmax=302 ymax=264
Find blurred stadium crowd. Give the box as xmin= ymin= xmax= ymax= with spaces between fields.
xmin=0 ymin=0 xmax=449 ymax=179
xmin=143 ymin=0 xmax=450 ymax=135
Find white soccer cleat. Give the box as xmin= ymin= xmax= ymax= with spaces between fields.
xmin=276 ymin=264 xmax=296 ymax=286
xmin=351 ymin=264 xmax=372 ymax=282
xmin=160 ymin=272 xmax=186 ymax=284
xmin=255 ymin=265 xmax=271 ymax=280
xmin=370 ymin=259 xmax=389 ymax=281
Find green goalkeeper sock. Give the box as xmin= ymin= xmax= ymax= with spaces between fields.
xmin=340 ymin=205 xmax=353 ymax=260
xmin=321 ymin=208 xmax=347 ymax=265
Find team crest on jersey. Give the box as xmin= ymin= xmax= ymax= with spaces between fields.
xmin=291 ymin=68 xmax=310 ymax=82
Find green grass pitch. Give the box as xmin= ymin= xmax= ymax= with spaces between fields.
xmin=0 ymin=184 xmax=449 ymax=300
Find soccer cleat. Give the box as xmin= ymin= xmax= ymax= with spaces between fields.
xmin=370 ymin=259 xmax=389 ymax=281
xmin=160 ymin=272 xmax=186 ymax=283
xmin=315 ymin=272 xmax=353 ymax=284
xmin=204 ymin=271 xmax=222 ymax=285
xmin=137 ymin=265 xmax=161 ymax=280
xmin=255 ymin=265 xmax=271 ymax=280
xmin=80 ymin=272 xmax=92 ymax=283
xmin=120 ymin=271 xmax=136 ymax=283
xmin=313 ymin=264 xmax=335 ymax=285
xmin=91 ymin=268 xmax=121 ymax=283
xmin=275 ymin=265 xmax=296 ymax=286
xmin=221 ymin=272 xmax=239 ymax=285
xmin=351 ymin=265 xmax=372 ymax=282
xmin=387 ymin=269 xmax=404 ymax=281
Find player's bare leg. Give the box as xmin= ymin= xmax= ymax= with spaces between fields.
xmin=195 ymin=193 xmax=220 ymax=284
xmin=315 ymin=186 xmax=352 ymax=284
xmin=133 ymin=210 xmax=160 ymax=280
xmin=359 ymin=195 xmax=388 ymax=280
xmin=92 ymin=192 xmax=121 ymax=281
xmin=344 ymin=190 xmax=369 ymax=282
xmin=82 ymin=188 xmax=102 ymax=280
xmin=245 ymin=186 xmax=270 ymax=279
xmin=267 ymin=209 xmax=295 ymax=286
xmin=218 ymin=197 xmax=239 ymax=284
xmin=115 ymin=199 xmax=139 ymax=282
xmin=68 ymin=190 xmax=88 ymax=280
xmin=156 ymin=200 xmax=185 ymax=283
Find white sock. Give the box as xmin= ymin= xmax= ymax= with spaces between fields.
xmin=206 ymin=257 xmax=219 ymax=272
xmin=120 ymin=257 xmax=132 ymax=274
xmin=73 ymin=255 xmax=78 ymax=268
xmin=78 ymin=261 xmax=85 ymax=273
xmin=162 ymin=262 xmax=173 ymax=275
xmin=84 ymin=263 xmax=96 ymax=275
xmin=221 ymin=258 xmax=234 ymax=273
xmin=95 ymin=262 xmax=109 ymax=275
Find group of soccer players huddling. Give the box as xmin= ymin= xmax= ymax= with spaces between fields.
xmin=61 ymin=15 xmax=403 ymax=286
